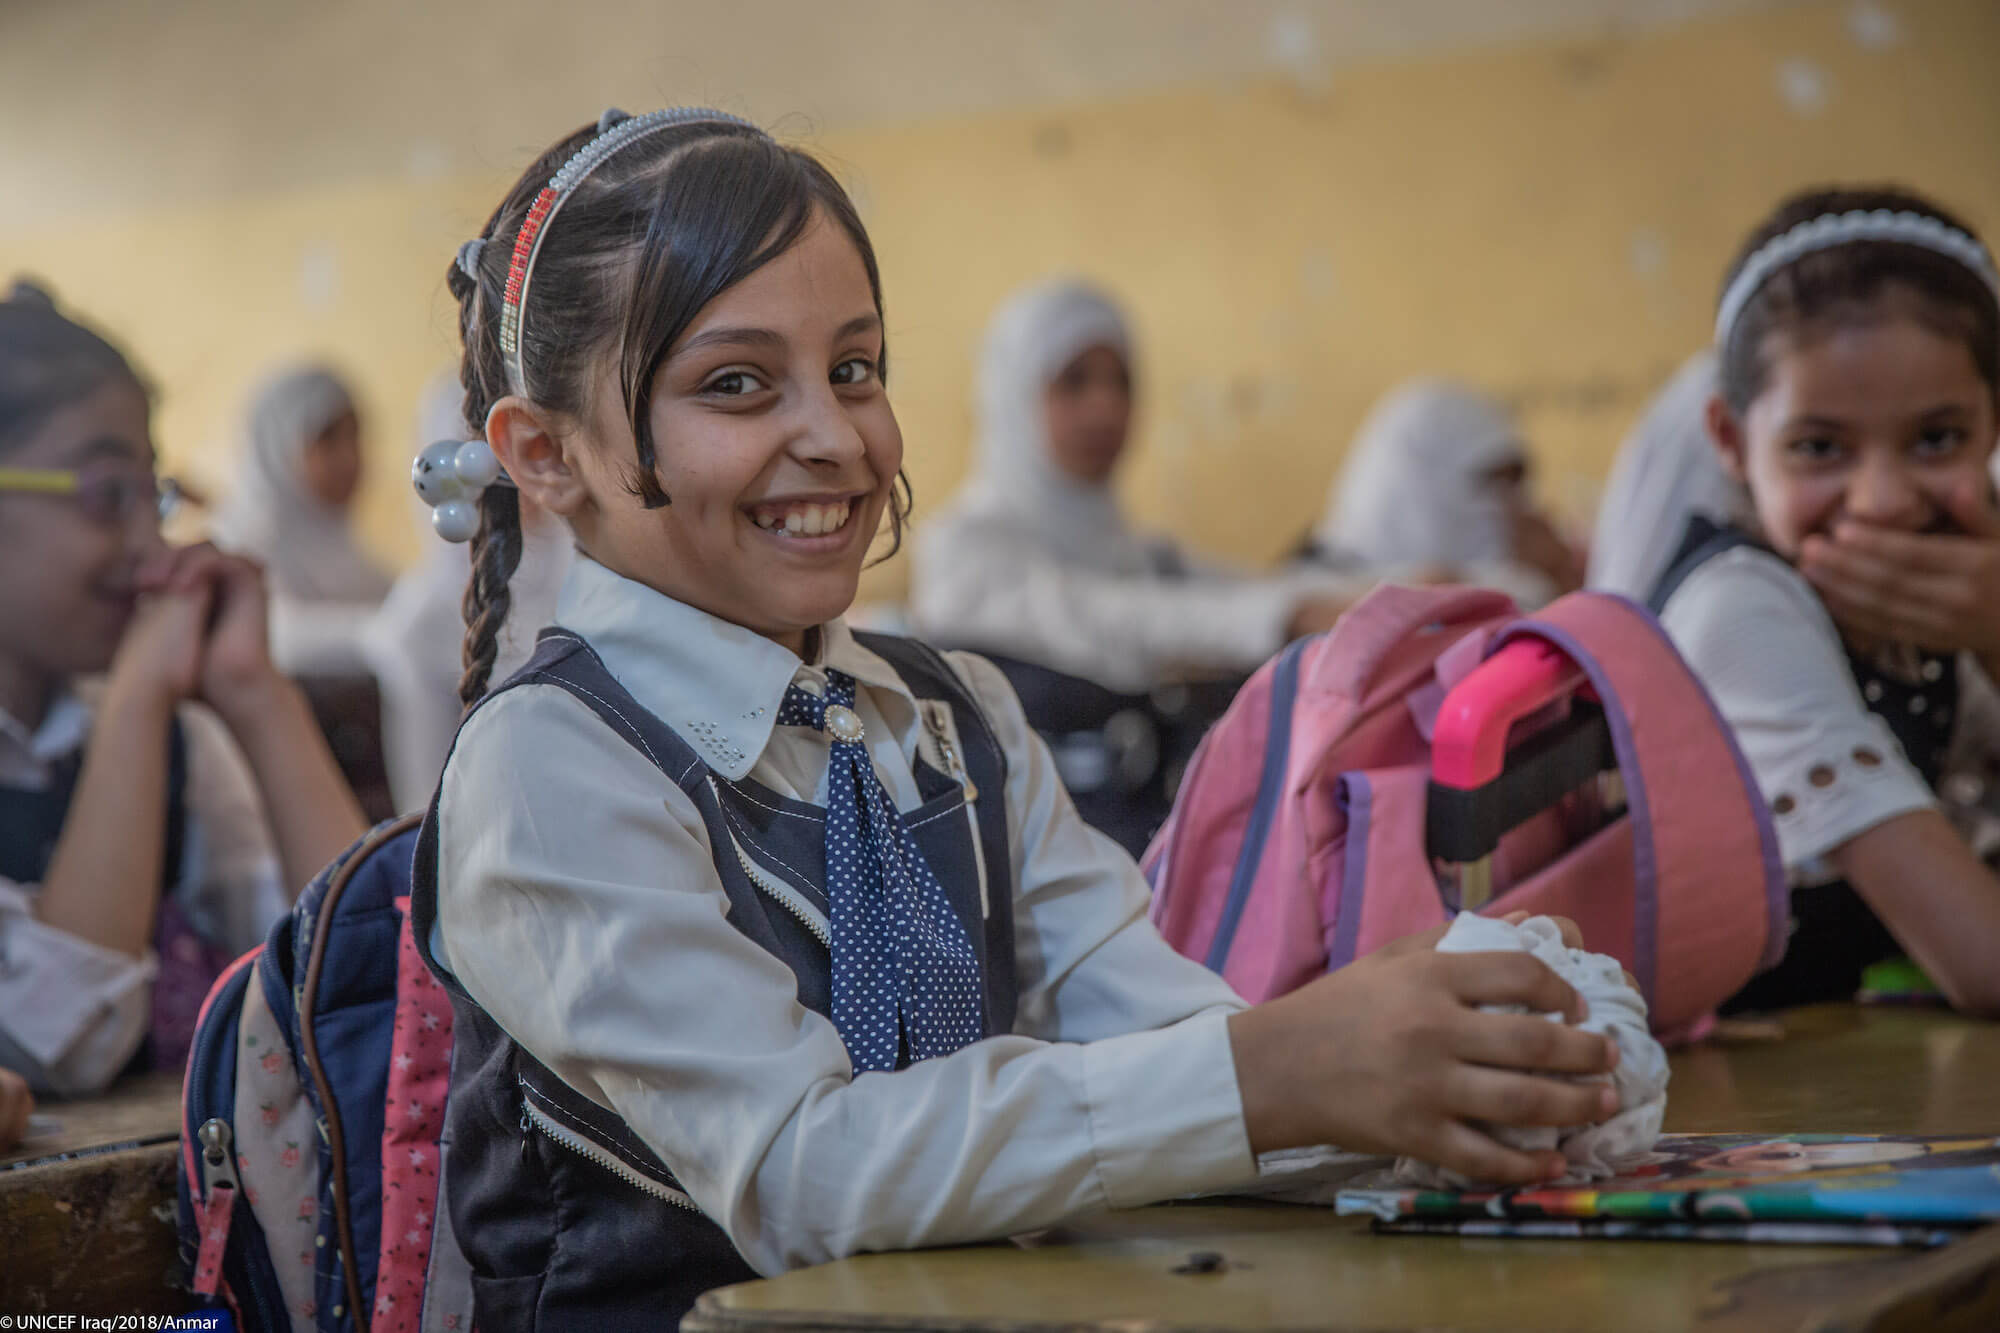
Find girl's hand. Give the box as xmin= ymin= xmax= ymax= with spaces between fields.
xmin=1226 ymin=924 xmax=1619 ymax=1184
xmin=194 ymin=550 xmax=279 ymax=706
xmin=0 ymin=1067 xmax=33 ymax=1151
xmin=105 ymin=572 xmax=215 ymax=715
xmin=1799 ymin=479 xmax=2000 ymax=671
xmin=140 ymin=544 xmax=283 ymax=712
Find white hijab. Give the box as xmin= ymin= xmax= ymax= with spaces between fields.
xmin=1316 ymin=378 xmax=1525 ymax=570
xmin=1586 ymin=352 xmax=1738 ymax=601
xmin=213 ymin=364 xmax=390 ymax=604
xmin=933 ymin=278 xmax=1154 ymax=575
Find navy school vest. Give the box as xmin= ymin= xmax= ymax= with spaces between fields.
xmin=1649 ymin=517 xmax=1957 ymax=1009
xmin=0 ymin=718 xmax=189 ymax=1078
xmin=408 ymin=628 xmax=1015 ymax=1330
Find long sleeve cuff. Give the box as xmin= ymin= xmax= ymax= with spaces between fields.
xmin=0 ymin=896 xmax=156 ymax=1092
xmin=1082 ymin=1010 xmax=1256 ymax=1207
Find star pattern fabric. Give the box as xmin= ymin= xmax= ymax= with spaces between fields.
xmin=778 ymin=668 xmax=984 ymax=1071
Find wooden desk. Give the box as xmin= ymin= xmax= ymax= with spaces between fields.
xmin=0 ymin=1072 xmax=188 ymax=1315
xmin=686 ymin=1006 xmax=2000 ymax=1333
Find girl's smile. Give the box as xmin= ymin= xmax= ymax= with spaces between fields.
xmin=743 ymin=489 xmax=867 ymax=545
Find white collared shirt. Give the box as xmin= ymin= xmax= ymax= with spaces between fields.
xmin=909 ymin=509 xmax=1369 ymax=694
xmin=0 ymin=694 xmax=287 ymax=1095
xmin=435 ymin=554 xmax=1256 ymax=1276
xmin=1659 ymin=547 xmax=1943 ymax=877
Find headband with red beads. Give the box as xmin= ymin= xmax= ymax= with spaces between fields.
xmin=495 ymin=106 xmax=760 ymax=395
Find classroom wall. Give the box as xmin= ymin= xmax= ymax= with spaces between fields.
xmin=3 ymin=0 xmax=1994 ymax=603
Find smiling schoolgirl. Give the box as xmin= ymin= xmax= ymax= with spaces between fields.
xmin=414 ymin=109 xmax=1621 ymax=1328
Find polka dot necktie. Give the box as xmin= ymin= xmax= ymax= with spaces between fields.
xmin=778 ymin=668 xmax=985 ymax=1072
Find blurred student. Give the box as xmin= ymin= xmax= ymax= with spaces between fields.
xmin=1297 ymin=378 xmax=1581 ymax=608
xmin=911 ymin=279 xmax=1357 ymax=695
xmin=213 ymin=364 xmax=390 ymax=673
xmin=0 ymin=284 xmax=366 ymax=1095
xmin=911 ymin=279 xmax=1359 ymax=850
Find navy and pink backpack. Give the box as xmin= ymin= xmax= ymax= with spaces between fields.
xmin=177 ymin=813 xmax=473 ymax=1332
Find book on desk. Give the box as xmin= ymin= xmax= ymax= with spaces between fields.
xmin=1337 ymin=1132 xmax=2000 ymax=1247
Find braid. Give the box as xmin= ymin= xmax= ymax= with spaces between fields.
xmin=459 ymin=483 xmax=523 ymax=707
xmin=446 ymin=185 xmax=532 ymax=709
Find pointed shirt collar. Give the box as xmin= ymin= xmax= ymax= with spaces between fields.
xmin=552 ymin=554 xmax=919 ymax=780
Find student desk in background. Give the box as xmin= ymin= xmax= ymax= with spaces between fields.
xmin=0 ymin=1072 xmax=187 ymax=1315
xmin=686 ymin=1007 xmax=2000 ymax=1333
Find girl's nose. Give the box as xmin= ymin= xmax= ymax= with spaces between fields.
xmin=794 ymin=387 xmax=868 ymax=468
xmin=1843 ymin=452 xmax=1927 ymax=528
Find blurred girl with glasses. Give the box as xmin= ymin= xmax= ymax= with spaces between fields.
xmin=0 ymin=280 xmax=366 ymax=1109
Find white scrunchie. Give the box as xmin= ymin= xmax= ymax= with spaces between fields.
xmin=1394 ymin=913 xmax=1670 ymax=1188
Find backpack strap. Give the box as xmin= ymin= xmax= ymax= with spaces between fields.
xmin=1646 ymin=514 xmax=1760 ymax=615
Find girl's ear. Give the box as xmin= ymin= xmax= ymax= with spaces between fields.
xmin=1705 ymin=393 xmax=1750 ymax=485
xmin=487 ymin=397 xmax=588 ymax=517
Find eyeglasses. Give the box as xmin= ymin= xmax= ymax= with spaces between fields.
xmin=0 ymin=465 xmax=185 ymax=526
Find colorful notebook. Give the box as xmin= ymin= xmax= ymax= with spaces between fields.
xmin=1371 ymin=1218 xmax=1967 ymax=1248
xmin=1337 ymin=1134 xmax=2000 ymax=1242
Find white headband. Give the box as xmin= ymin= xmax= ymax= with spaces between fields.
xmin=1715 ymin=208 xmax=2000 ymax=348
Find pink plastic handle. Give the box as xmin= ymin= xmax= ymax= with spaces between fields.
xmin=1430 ymin=637 xmax=1589 ymax=791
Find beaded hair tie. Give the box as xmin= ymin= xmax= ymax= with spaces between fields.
xmin=1716 ymin=208 xmax=2000 ymax=349
xmin=496 ymin=106 xmax=761 ymax=395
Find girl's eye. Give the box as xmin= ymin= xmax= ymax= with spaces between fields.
xmin=1914 ymin=425 xmax=1968 ymax=458
xmin=703 ymin=370 xmax=768 ymax=397
xmin=831 ymin=357 xmax=877 ymax=388
xmin=1785 ymin=436 xmax=1843 ymax=464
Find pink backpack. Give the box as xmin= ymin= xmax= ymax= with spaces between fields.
xmin=1143 ymin=585 xmax=1786 ymax=1037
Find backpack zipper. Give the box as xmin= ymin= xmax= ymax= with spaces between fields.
xmin=921 ymin=701 xmax=990 ymax=919
xmin=179 ymin=954 xmax=284 ymax=1327
xmin=191 ymin=1117 xmax=266 ymax=1314
xmin=518 ymin=1094 xmax=700 ymax=1212
xmin=709 ymin=780 xmax=834 ymax=947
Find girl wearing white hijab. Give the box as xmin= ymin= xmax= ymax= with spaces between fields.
xmin=214 ymin=365 xmax=391 ymax=674
xmin=361 ymin=372 xmax=572 ymax=812
xmin=912 ymin=279 xmax=1354 ymax=694
xmin=1301 ymin=378 xmax=1580 ymax=609
xmin=214 ymin=365 xmax=391 ymax=603
xmin=1586 ymin=352 xmax=1740 ymax=601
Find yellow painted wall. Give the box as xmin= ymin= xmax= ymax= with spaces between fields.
xmin=4 ymin=0 xmax=1995 ymax=603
